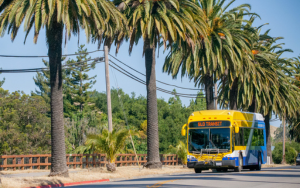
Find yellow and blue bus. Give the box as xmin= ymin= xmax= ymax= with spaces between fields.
xmin=181 ymin=110 xmax=266 ymax=173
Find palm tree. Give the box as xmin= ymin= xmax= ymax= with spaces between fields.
xmin=288 ymin=57 xmax=300 ymax=142
xmin=81 ymin=129 xmax=133 ymax=172
xmin=163 ymin=0 xmax=254 ymax=110
xmin=0 ymin=0 xmax=125 ymax=177
xmin=220 ymin=24 xmax=300 ymax=163
xmin=168 ymin=141 xmax=187 ymax=168
xmin=113 ymin=0 xmax=206 ymax=168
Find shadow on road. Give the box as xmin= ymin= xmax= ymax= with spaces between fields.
xmin=97 ymin=167 xmax=300 ymax=187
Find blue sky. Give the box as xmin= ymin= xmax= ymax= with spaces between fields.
xmin=1 ymin=0 xmax=299 ymax=127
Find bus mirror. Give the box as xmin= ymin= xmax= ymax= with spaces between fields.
xmin=181 ymin=124 xmax=187 ymax=136
xmin=234 ymin=126 xmax=240 ymax=134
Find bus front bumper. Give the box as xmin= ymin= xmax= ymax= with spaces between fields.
xmin=187 ymin=160 xmax=236 ymax=169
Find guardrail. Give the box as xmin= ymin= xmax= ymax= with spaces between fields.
xmin=0 ymin=154 xmax=179 ymax=171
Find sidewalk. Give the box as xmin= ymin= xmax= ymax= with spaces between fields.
xmin=0 ymin=166 xmax=193 ymax=188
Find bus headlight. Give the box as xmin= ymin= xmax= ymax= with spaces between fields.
xmin=187 ymin=155 xmax=197 ymax=161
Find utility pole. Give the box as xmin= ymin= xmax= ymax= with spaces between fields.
xmin=282 ymin=116 xmax=286 ymax=164
xmin=214 ymin=83 xmax=218 ymax=110
xmin=104 ymin=46 xmax=113 ymax=132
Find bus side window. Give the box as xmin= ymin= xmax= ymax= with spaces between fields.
xmin=232 ymin=129 xmax=235 ymax=151
xmin=251 ymin=128 xmax=264 ymax=146
xmin=235 ymin=128 xmax=243 ymax=146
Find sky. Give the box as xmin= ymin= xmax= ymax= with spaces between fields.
xmin=1 ymin=0 xmax=300 ymax=127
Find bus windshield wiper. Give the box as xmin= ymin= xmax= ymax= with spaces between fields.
xmin=190 ymin=143 xmax=201 ymax=153
xmin=209 ymin=138 xmax=217 ymax=149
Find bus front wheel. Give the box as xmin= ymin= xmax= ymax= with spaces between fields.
xmin=194 ymin=168 xmax=202 ymax=173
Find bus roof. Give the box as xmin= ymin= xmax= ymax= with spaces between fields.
xmin=189 ymin=110 xmax=264 ymax=122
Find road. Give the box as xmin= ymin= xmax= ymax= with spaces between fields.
xmin=69 ymin=166 xmax=300 ymax=188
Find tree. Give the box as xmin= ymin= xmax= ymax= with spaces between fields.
xmin=0 ymin=88 xmax=51 ymax=155
xmin=272 ymin=141 xmax=299 ymax=164
xmin=288 ymin=57 xmax=300 ymax=142
xmin=65 ymin=45 xmax=97 ymax=114
xmin=219 ymin=20 xmax=300 ymax=164
xmin=32 ymin=60 xmax=52 ymax=105
xmin=0 ymin=68 xmax=4 ymax=87
xmin=189 ymin=91 xmax=206 ymax=112
xmin=32 ymin=49 xmax=105 ymax=151
xmin=163 ymin=0 xmax=254 ymax=110
xmin=0 ymin=0 xmax=125 ymax=177
xmin=113 ymin=0 xmax=206 ymax=169
xmin=78 ymin=129 xmax=133 ymax=172
xmin=32 ymin=58 xmax=69 ymax=111
xmin=168 ymin=141 xmax=187 ymax=167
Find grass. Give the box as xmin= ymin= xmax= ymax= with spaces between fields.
xmin=0 ymin=166 xmax=193 ymax=188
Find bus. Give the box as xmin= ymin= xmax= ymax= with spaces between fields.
xmin=181 ymin=110 xmax=267 ymax=173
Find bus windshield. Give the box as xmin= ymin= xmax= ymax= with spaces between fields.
xmin=188 ymin=128 xmax=230 ymax=152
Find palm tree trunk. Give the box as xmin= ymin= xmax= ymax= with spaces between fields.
xmin=204 ymin=75 xmax=215 ymax=110
xmin=248 ymin=92 xmax=257 ymax=113
xmin=229 ymin=78 xmax=238 ymax=110
xmin=47 ymin=18 xmax=69 ymax=177
xmin=264 ymin=112 xmax=272 ymax=164
xmin=144 ymin=38 xmax=162 ymax=169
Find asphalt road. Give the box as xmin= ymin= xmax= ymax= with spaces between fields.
xmin=70 ymin=166 xmax=300 ymax=188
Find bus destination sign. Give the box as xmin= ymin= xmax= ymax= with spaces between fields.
xmin=189 ymin=121 xmax=230 ymax=128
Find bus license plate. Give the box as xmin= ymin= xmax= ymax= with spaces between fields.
xmin=216 ymin=162 xmax=222 ymax=166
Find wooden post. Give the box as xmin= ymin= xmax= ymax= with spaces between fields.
xmin=73 ymin=156 xmax=76 ymax=169
xmin=66 ymin=156 xmax=70 ymax=168
xmin=21 ymin=157 xmax=24 ymax=170
xmin=3 ymin=158 xmax=7 ymax=171
xmin=93 ymin=154 xmax=96 ymax=168
xmin=176 ymin=154 xmax=178 ymax=165
xmin=37 ymin=157 xmax=40 ymax=170
xmin=120 ymin=155 xmax=123 ymax=167
xmin=99 ymin=154 xmax=102 ymax=167
xmin=80 ymin=155 xmax=83 ymax=169
xmin=45 ymin=157 xmax=48 ymax=170
xmin=129 ymin=156 xmax=131 ymax=166
xmin=86 ymin=155 xmax=89 ymax=169
xmin=29 ymin=157 xmax=32 ymax=169
xmin=282 ymin=116 xmax=286 ymax=164
xmin=13 ymin=157 xmax=16 ymax=171
xmin=104 ymin=46 xmax=113 ymax=132
xmin=124 ymin=155 xmax=127 ymax=166
xmin=167 ymin=155 xmax=169 ymax=166
xmin=134 ymin=155 xmax=137 ymax=166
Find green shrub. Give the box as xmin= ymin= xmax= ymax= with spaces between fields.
xmin=272 ymin=141 xmax=300 ymax=164
xmin=168 ymin=141 xmax=187 ymax=165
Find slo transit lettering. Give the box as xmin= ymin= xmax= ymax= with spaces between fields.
xmin=189 ymin=121 xmax=230 ymax=128
xmin=198 ymin=121 xmax=223 ymax=127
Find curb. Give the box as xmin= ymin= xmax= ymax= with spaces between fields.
xmin=25 ymin=179 xmax=110 ymax=188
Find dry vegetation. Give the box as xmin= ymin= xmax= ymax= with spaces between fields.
xmin=261 ymin=164 xmax=292 ymax=168
xmin=0 ymin=166 xmax=193 ymax=188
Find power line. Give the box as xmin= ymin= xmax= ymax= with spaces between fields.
xmin=109 ymin=60 xmax=204 ymax=97
xmin=0 ymin=57 xmax=103 ymax=73
xmin=108 ymin=54 xmax=204 ymax=91
xmin=0 ymin=50 xmax=104 ymax=58
xmin=108 ymin=62 xmax=205 ymax=99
